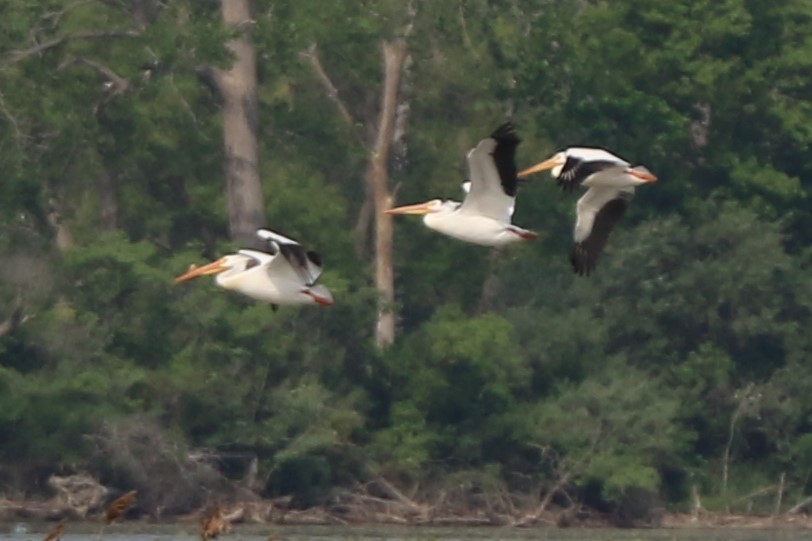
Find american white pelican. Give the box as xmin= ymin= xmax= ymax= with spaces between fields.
xmin=518 ymin=147 xmax=657 ymax=191
xmin=174 ymin=229 xmax=333 ymax=307
xmin=385 ymin=122 xmax=537 ymax=246
xmin=518 ymin=147 xmax=657 ymax=275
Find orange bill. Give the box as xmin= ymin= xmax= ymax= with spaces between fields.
xmin=384 ymin=201 xmax=432 ymax=215
xmin=518 ymin=155 xmax=565 ymax=178
xmin=305 ymin=291 xmax=333 ymax=305
xmin=174 ymin=258 xmax=228 ymax=283
xmin=627 ymin=168 xmax=658 ymax=183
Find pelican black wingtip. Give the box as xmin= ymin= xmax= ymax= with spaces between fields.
xmin=490 ymin=121 xmax=520 ymax=144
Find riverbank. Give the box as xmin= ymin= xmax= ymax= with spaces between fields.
xmin=3 ymin=495 xmax=812 ymax=532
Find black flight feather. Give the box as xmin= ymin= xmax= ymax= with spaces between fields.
xmin=558 ymin=158 xmax=622 ymax=192
xmin=570 ymin=195 xmax=631 ymax=276
xmin=489 ymin=122 xmax=521 ymax=197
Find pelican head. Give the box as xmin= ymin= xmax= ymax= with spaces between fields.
xmin=303 ymin=284 xmax=334 ymax=306
xmin=624 ymin=166 xmax=658 ymax=185
xmin=518 ymin=151 xmax=567 ymax=179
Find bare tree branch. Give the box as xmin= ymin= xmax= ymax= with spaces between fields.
xmin=367 ymin=477 xmax=425 ymax=516
xmin=299 ymin=43 xmax=367 ymax=149
xmin=42 ymin=0 xmax=96 ymax=30
xmin=96 ymin=0 xmax=163 ymax=29
xmin=775 ymin=472 xmax=786 ymax=517
xmin=58 ymin=55 xmax=130 ymax=93
xmin=787 ymin=493 xmax=812 ymax=515
xmin=0 ymin=90 xmax=24 ymax=148
xmin=401 ymin=0 xmax=418 ymax=40
xmin=0 ymin=300 xmax=27 ymax=338
xmin=516 ymin=432 xmax=602 ymax=526
xmin=7 ymin=30 xmax=141 ymax=63
xmin=722 ymin=383 xmax=760 ymax=510
xmin=168 ymin=73 xmax=203 ymax=132
xmin=458 ymin=1 xmax=476 ymax=54
xmin=352 ymin=196 xmax=372 ymax=258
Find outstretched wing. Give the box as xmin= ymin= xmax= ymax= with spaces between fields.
xmin=459 ymin=122 xmax=520 ymax=221
xmin=570 ymin=186 xmax=634 ymax=276
xmin=557 ymin=158 xmax=627 ymax=192
xmin=256 ymin=229 xmax=323 ymax=285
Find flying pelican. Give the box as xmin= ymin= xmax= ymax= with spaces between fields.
xmin=518 ymin=147 xmax=657 ymax=275
xmin=174 ymin=229 xmax=333 ymax=308
xmin=385 ymin=122 xmax=537 ymax=246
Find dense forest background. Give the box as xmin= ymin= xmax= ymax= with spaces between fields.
xmin=2 ymin=0 xmax=812 ymax=526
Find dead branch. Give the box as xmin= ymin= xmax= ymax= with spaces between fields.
xmin=691 ymin=484 xmax=702 ymax=521
xmin=722 ymin=384 xmax=760 ymax=509
xmin=0 ymin=302 xmax=27 ymax=338
xmin=0 ymin=91 xmax=24 ymax=148
xmin=299 ymin=43 xmax=365 ymax=149
xmin=8 ymin=30 xmax=141 ymax=63
xmin=42 ymin=0 xmax=95 ymax=29
xmin=46 ymin=198 xmax=75 ymax=252
xmin=430 ymin=516 xmax=496 ymax=526
xmin=58 ymin=56 xmax=129 ymax=93
xmin=516 ymin=433 xmax=602 ymax=526
xmin=368 ymin=477 xmax=424 ymax=515
xmin=341 ymin=491 xmax=404 ymax=509
xmin=458 ymin=2 xmax=476 ymax=53
xmin=728 ymin=482 xmax=784 ymax=506
xmin=513 ymin=471 xmax=572 ymax=527
xmin=169 ymin=73 xmax=203 ymax=131
xmin=774 ymin=472 xmax=785 ymax=517
xmin=352 ymin=196 xmax=372 ymax=258
xmin=400 ymin=0 xmax=418 ymax=40
xmin=95 ymin=0 xmax=163 ymax=29
xmin=475 ymin=249 xmax=503 ymax=314
xmin=787 ymin=494 xmax=812 ymax=515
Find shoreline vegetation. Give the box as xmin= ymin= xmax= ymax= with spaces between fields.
xmin=4 ymin=501 xmax=812 ymax=532
xmin=3 ymin=477 xmax=812 ymax=532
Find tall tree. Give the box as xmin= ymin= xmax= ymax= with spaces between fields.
xmin=368 ymin=39 xmax=408 ymax=349
xmin=208 ymin=0 xmax=264 ymax=243
xmin=300 ymin=9 xmax=414 ymax=348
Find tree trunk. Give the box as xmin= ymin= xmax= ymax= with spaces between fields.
xmin=367 ymin=40 xmax=407 ymax=349
xmin=214 ymin=0 xmax=264 ymax=244
xmin=476 ymin=250 xmax=502 ymax=314
xmin=46 ymin=198 xmax=74 ymax=252
xmin=300 ymin=38 xmax=409 ymax=349
xmin=97 ymin=163 xmax=119 ymax=230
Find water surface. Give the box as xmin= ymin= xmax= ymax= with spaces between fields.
xmin=0 ymin=522 xmax=806 ymax=541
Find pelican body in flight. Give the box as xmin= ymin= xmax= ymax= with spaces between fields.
xmin=519 ymin=147 xmax=657 ymax=275
xmin=175 ymin=229 xmax=333 ymax=308
xmin=386 ymin=122 xmax=537 ymax=246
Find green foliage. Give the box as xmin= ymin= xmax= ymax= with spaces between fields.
xmin=372 ymin=306 xmax=530 ymax=476
xmin=519 ymin=364 xmax=685 ymax=504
